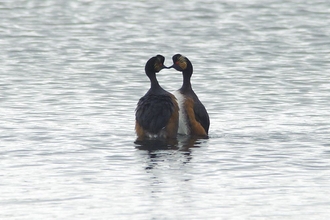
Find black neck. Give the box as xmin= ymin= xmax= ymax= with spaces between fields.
xmin=148 ymin=72 xmax=160 ymax=89
xmin=182 ymin=71 xmax=191 ymax=90
xmin=181 ymin=63 xmax=193 ymax=91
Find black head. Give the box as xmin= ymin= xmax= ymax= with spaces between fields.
xmin=145 ymin=55 xmax=167 ymax=76
xmin=170 ymin=54 xmax=193 ymax=73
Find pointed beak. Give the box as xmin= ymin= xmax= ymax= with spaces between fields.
xmin=168 ymin=63 xmax=182 ymax=71
xmin=161 ymin=63 xmax=171 ymax=69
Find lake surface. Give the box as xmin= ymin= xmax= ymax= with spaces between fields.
xmin=1 ymin=0 xmax=330 ymax=219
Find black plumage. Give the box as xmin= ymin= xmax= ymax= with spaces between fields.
xmin=170 ymin=54 xmax=210 ymax=136
xmin=135 ymin=55 xmax=178 ymax=139
xmin=191 ymin=91 xmax=210 ymax=134
xmin=136 ymin=91 xmax=175 ymax=134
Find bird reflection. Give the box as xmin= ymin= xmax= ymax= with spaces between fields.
xmin=134 ymin=135 xmax=203 ymax=151
xmin=134 ymin=138 xmax=179 ymax=151
xmin=134 ymin=135 xmax=207 ymax=170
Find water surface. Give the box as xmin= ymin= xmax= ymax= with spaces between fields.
xmin=1 ymin=0 xmax=330 ymax=219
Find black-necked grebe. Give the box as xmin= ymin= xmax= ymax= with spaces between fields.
xmin=135 ymin=55 xmax=179 ymax=140
xmin=169 ymin=54 xmax=210 ymax=138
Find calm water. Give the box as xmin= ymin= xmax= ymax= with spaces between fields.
xmin=1 ymin=0 xmax=330 ymax=219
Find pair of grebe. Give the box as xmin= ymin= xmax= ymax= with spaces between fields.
xmin=135 ymin=54 xmax=210 ymax=140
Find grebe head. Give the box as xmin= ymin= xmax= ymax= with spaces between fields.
xmin=145 ymin=55 xmax=168 ymax=76
xmin=169 ymin=54 xmax=192 ymax=73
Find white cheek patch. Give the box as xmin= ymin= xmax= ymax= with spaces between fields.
xmin=173 ymin=90 xmax=190 ymax=135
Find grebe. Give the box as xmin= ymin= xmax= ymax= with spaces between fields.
xmin=170 ymin=54 xmax=210 ymax=138
xmin=135 ymin=55 xmax=179 ymax=140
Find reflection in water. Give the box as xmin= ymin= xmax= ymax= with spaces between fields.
xmin=135 ymin=136 xmax=203 ymax=200
xmin=134 ymin=135 xmax=204 ymax=151
xmin=135 ymin=135 xmax=207 ymax=170
xmin=134 ymin=138 xmax=179 ymax=151
xmin=177 ymin=135 xmax=206 ymax=151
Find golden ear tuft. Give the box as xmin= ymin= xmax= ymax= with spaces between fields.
xmin=178 ymin=55 xmax=187 ymax=70
xmin=154 ymin=61 xmax=162 ymax=72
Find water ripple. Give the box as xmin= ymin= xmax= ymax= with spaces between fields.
xmin=1 ymin=0 xmax=330 ymax=219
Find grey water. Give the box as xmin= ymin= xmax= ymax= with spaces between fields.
xmin=1 ymin=0 xmax=330 ymax=219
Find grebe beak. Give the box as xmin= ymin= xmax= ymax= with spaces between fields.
xmin=168 ymin=63 xmax=181 ymax=71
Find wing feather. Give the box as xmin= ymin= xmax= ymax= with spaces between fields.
xmin=136 ymin=94 xmax=174 ymax=134
xmin=193 ymin=101 xmax=210 ymax=134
